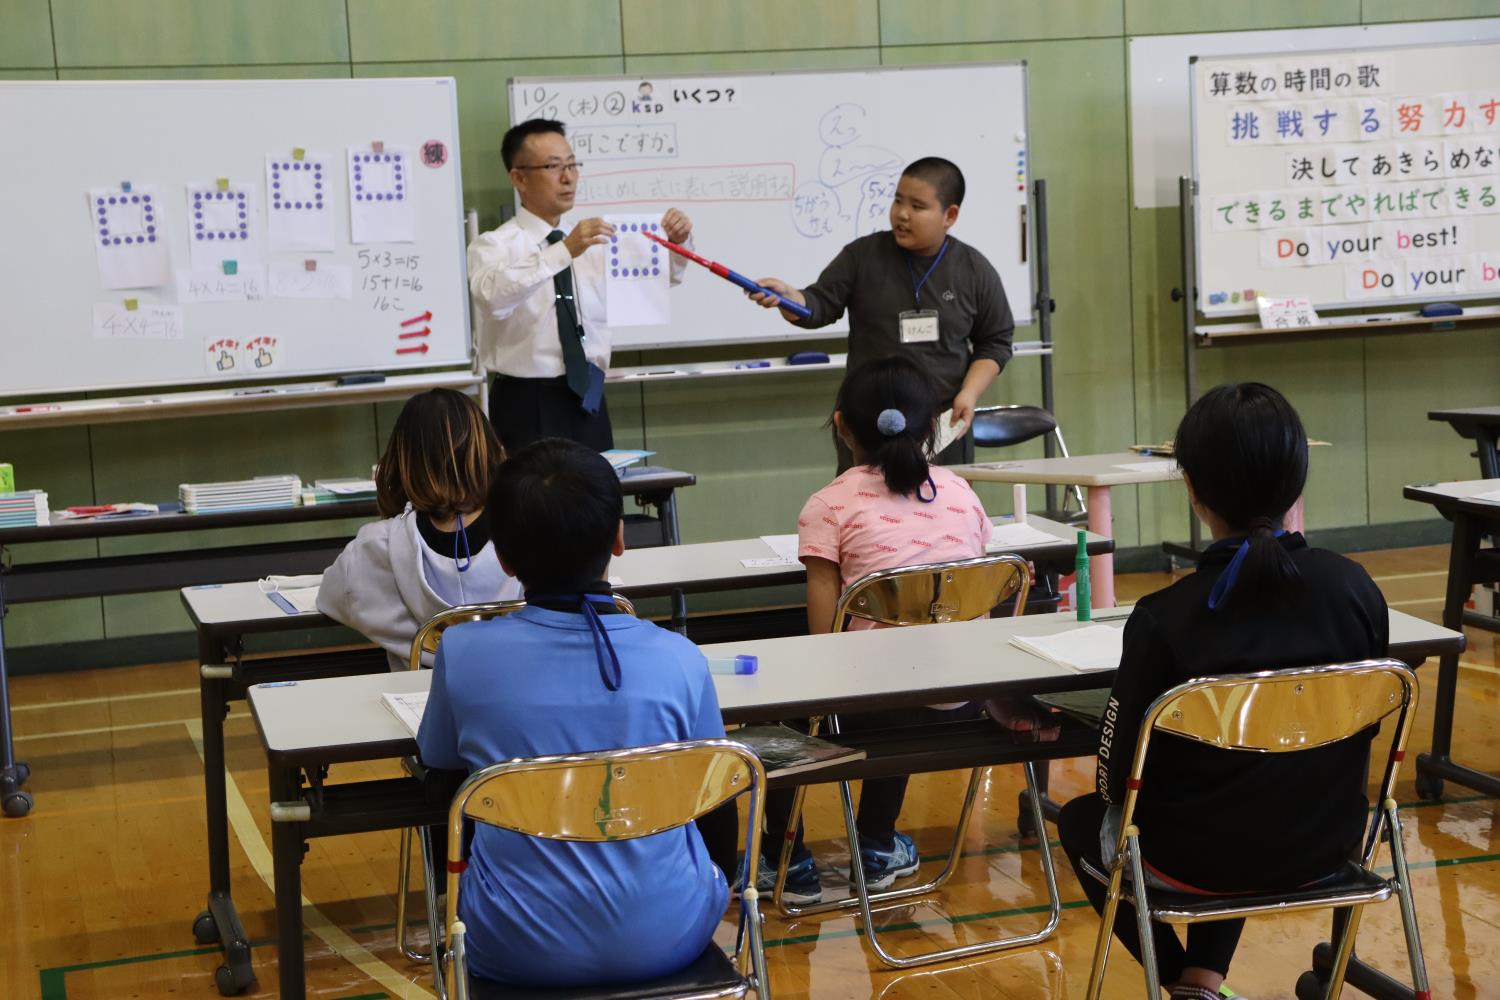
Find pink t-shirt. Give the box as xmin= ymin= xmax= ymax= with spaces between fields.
xmin=797 ymin=465 xmax=992 ymax=629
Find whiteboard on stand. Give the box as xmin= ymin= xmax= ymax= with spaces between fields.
xmin=507 ymin=64 xmax=1035 ymax=350
xmin=1190 ymin=41 xmax=1500 ymax=318
xmin=0 ymin=78 xmax=472 ymax=399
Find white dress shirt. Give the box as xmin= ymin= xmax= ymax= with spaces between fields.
xmin=468 ymin=205 xmax=687 ymax=378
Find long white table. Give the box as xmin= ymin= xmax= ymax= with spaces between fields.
xmin=247 ymin=607 xmax=1461 ymax=1000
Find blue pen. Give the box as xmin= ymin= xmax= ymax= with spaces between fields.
xmin=734 ymin=361 xmax=771 ymax=370
xmin=642 ymin=231 xmax=814 ymax=319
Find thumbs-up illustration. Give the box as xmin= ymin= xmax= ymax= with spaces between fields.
xmin=216 ymin=349 xmax=235 ymax=371
xmin=255 ymin=347 xmax=273 ymax=368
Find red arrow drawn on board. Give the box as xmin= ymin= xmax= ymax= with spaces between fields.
xmin=397 ymin=343 xmax=429 ymax=355
xmin=399 ymin=326 xmax=430 ymax=339
xmin=401 ymin=310 xmax=432 ymax=327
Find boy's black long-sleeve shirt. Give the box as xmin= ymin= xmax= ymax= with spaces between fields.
xmin=1098 ymin=533 xmax=1389 ymax=891
xmin=795 ymin=232 xmax=1014 ymax=405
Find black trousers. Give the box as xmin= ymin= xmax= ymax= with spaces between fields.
xmin=1058 ymin=792 xmax=1244 ymax=981
xmin=489 ymin=373 xmax=613 ymax=454
xmin=762 ymin=704 xmax=985 ymax=862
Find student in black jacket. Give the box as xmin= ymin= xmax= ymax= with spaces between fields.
xmin=1057 ymin=383 xmax=1388 ymax=1000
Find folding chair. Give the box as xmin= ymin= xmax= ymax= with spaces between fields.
xmin=774 ymin=553 xmax=1064 ymax=968
xmin=439 ymin=738 xmax=772 ymax=1000
xmin=1081 ymin=658 xmax=1429 ymax=1000
xmin=970 ymin=404 xmax=1087 ymax=522
xmin=396 ymin=597 xmax=639 ymax=964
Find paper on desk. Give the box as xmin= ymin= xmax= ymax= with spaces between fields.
xmin=1472 ymin=489 xmax=1500 ymax=504
xmin=381 ymin=690 xmax=428 ymax=738
xmin=759 ymin=534 xmax=802 ymax=563
xmin=741 ymin=556 xmax=798 ymax=568
xmin=1112 ymin=460 xmax=1180 ymax=475
xmin=987 ymin=521 xmax=1062 ymax=550
xmin=604 ymin=216 xmax=670 ymax=327
xmin=1010 ymin=625 xmax=1124 ymax=673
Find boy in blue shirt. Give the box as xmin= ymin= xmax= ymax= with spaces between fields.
xmin=416 ymin=438 xmax=728 ymax=987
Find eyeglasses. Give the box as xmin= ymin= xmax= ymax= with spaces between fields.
xmin=515 ymin=160 xmax=582 ymax=176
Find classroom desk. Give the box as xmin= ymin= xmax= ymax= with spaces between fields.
xmin=0 ymin=466 xmax=694 ymax=825
xmin=953 ymin=452 xmax=1182 ymax=608
xmin=182 ymin=515 xmax=1112 ymax=992
xmin=1403 ymin=480 xmax=1500 ymax=803
xmin=245 ymin=608 xmax=1457 ymax=1000
xmin=1428 ymin=406 xmax=1500 ymax=479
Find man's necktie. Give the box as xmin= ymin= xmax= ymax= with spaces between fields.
xmin=547 ymin=229 xmax=603 ymax=414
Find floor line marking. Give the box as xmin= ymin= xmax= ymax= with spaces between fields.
xmin=13 ymin=686 xmax=200 ymax=712
xmin=184 ymin=719 xmax=434 ymax=1000
xmin=14 ymin=713 xmax=247 ymax=742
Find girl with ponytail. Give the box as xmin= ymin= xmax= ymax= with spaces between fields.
xmin=1057 ymin=383 xmax=1389 ymax=1000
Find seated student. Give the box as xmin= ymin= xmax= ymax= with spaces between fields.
xmin=416 ymin=438 xmax=729 ymax=988
xmin=1057 ymin=383 xmax=1388 ymax=1000
xmin=318 ymin=388 xmax=522 ymax=671
xmin=748 ymin=356 xmax=1023 ymax=904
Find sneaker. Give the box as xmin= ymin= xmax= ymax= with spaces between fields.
xmin=733 ymin=852 xmax=823 ymax=905
xmin=859 ymin=831 xmax=921 ymax=890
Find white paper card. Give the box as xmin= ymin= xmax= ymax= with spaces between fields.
xmin=1010 ymin=625 xmax=1125 ymax=673
xmin=759 ymin=534 xmax=802 ymax=563
xmin=928 ymin=410 xmax=969 ymax=458
xmin=380 ymin=691 xmax=428 ymax=738
xmin=269 ymin=260 xmax=352 ymax=299
xmin=93 ymin=302 xmax=183 ymax=340
xmin=89 ymin=186 xmax=169 ymax=289
xmin=185 ymin=181 xmax=260 ymax=271
xmin=604 ymin=216 xmax=670 ymax=327
xmin=176 ymin=268 xmax=265 ymax=303
xmin=266 ymin=153 xmax=335 ymax=251
xmin=986 ymin=522 xmax=1063 ymax=550
xmin=741 ymin=556 xmax=798 ymax=568
xmin=348 ymin=147 xmax=416 ymax=244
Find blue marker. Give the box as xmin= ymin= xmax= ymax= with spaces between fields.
xmin=734 ymin=360 xmax=771 ymax=370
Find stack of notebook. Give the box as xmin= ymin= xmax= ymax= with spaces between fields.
xmin=301 ymin=478 xmax=377 ymax=505
xmin=0 ymin=490 xmax=48 ymax=527
xmin=179 ymin=475 xmax=301 ymax=513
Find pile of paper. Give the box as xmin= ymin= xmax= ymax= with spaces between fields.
xmin=179 ymin=474 xmax=301 ymax=513
xmin=301 ymin=478 xmax=376 ymax=505
xmin=1010 ymin=624 xmax=1125 ymax=673
xmin=0 ymin=490 xmax=48 ymax=528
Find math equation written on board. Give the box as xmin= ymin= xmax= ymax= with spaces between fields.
xmin=357 ymin=248 xmax=424 ymax=313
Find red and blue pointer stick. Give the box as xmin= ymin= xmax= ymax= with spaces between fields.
xmin=641 ymin=231 xmax=813 ymax=319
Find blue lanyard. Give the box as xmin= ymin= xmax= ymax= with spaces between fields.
xmin=1206 ymin=530 xmax=1287 ymax=610
xmin=529 ymin=592 xmax=624 ymax=690
xmin=905 ymin=238 xmax=949 ymax=308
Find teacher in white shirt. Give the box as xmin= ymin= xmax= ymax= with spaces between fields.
xmin=468 ymin=118 xmax=693 ymax=452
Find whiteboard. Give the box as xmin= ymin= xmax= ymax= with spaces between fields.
xmin=508 ymin=65 xmax=1034 ymax=350
xmin=1129 ymin=18 xmax=1500 ymax=209
xmin=1190 ymin=41 xmax=1500 ymax=318
xmin=0 ymin=79 xmax=472 ymax=399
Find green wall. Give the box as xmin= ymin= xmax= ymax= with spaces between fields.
xmin=1 ymin=0 xmax=1496 ymax=651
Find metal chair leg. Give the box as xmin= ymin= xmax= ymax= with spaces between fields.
xmin=1123 ymin=827 xmax=1162 ymax=998
xmin=1051 ymin=428 xmax=1086 ymax=514
xmin=1084 ymin=843 xmax=1127 ymax=1000
xmin=1383 ymin=800 xmax=1431 ymax=998
xmin=1322 ymin=903 xmax=1367 ymax=1000
xmin=395 ymin=826 xmax=432 ymax=963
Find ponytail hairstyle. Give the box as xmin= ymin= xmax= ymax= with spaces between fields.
xmin=1174 ymin=382 xmax=1308 ymax=609
xmin=833 ymin=355 xmax=939 ymax=498
xmin=375 ymin=388 xmax=505 ymax=519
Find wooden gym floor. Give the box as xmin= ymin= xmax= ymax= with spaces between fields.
xmin=4 ymin=544 xmax=1499 ymax=999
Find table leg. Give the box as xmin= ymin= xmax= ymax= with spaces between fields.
xmin=1476 ymin=434 xmax=1500 ymax=481
xmin=1084 ymin=485 xmax=1115 ymax=608
xmin=0 ymin=570 xmax=32 ymax=818
xmin=194 ymin=632 xmax=254 ymax=994
xmin=270 ymin=763 xmax=308 ymax=1000
xmin=658 ymin=490 xmax=688 ymax=631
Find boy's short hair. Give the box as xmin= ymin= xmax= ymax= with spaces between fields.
xmin=488 ymin=438 xmax=623 ymax=592
xmin=901 ymin=157 xmax=966 ymax=208
xmin=501 ymin=118 xmax=566 ymax=171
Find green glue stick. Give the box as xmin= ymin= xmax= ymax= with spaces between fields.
xmin=1074 ymin=529 xmax=1091 ymax=622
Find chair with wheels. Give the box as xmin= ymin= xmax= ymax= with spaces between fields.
xmin=772 ymin=553 xmax=1067 ymax=969
xmin=395 ymin=597 xmax=639 ymax=964
xmin=438 ymin=738 xmax=772 ymax=1000
xmin=1080 ymin=658 xmax=1429 ymax=1000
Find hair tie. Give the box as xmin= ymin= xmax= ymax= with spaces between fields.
xmin=876 ymin=408 xmax=907 ymax=436
xmin=1247 ymin=516 xmax=1276 ymax=532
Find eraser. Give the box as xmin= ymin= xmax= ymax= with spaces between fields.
xmin=708 ymin=654 xmax=758 ymax=676
xmin=787 ymin=351 xmax=830 ymax=365
xmin=336 ymin=373 xmax=387 ymax=386
xmin=1420 ymin=303 xmax=1463 ymax=318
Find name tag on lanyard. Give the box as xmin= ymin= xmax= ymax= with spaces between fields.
xmin=901 ymin=239 xmax=948 ymax=344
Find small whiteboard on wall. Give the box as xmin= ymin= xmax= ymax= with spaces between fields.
xmin=508 ymin=65 xmax=1034 ymax=350
xmin=0 ymin=78 xmax=472 ymax=399
xmin=1190 ymin=41 xmax=1500 ymax=318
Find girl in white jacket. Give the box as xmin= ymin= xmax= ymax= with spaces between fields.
xmin=319 ymin=388 xmax=522 ymax=670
